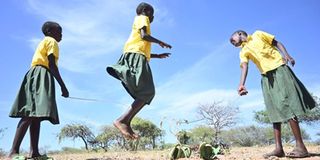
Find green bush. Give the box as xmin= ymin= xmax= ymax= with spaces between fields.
xmin=61 ymin=147 xmax=85 ymax=153
xmin=0 ymin=148 xmax=6 ymax=158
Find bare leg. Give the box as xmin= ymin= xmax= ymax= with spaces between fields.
xmin=263 ymin=122 xmax=285 ymax=158
xmin=8 ymin=117 xmax=32 ymax=157
xmin=114 ymin=99 xmax=145 ymax=139
xmin=287 ymin=118 xmax=308 ymax=157
xmin=29 ymin=118 xmax=41 ymax=158
xmin=273 ymin=123 xmax=284 ymax=153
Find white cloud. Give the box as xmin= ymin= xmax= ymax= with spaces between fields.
xmin=155 ymin=89 xmax=237 ymax=116
xmin=310 ymin=84 xmax=320 ymax=97
xmin=28 ymin=37 xmax=42 ymax=50
xmin=144 ymin=43 xmax=239 ymax=119
xmin=140 ymin=41 xmax=268 ymax=129
xmin=58 ymin=110 xmax=103 ymax=128
xmin=26 ymin=0 xmax=136 ymax=73
xmin=26 ymin=0 xmax=175 ymax=73
xmin=153 ymin=6 xmax=175 ymax=28
xmin=236 ymin=90 xmax=264 ymax=109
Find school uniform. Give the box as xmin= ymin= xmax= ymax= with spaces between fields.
xmin=107 ymin=15 xmax=155 ymax=104
xmin=9 ymin=36 xmax=60 ymax=124
xmin=239 ymin=30 xmax=316 ymax=123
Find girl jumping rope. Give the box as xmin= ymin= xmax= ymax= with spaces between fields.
xmin=107 ymin=2 xmax=172 ymax=139
xmin=8 ymin=21 xmax=69 ymax=159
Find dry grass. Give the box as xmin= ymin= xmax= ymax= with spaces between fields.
xmin=216 ymin=145 xmax=320 ymax=160
xmin=1 ymin=145 xmax=319 ymax=160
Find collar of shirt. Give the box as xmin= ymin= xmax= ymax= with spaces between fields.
xmin=240 ymin=35 xmax=252 ymax=48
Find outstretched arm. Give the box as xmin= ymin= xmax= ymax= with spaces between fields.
xmin=140 ymin=26 xmax=172 ymax=49
xmin=48 ymin=54 xmax=69 ymax=97
xmin=151 ymin=53 xmax=171 ymax=59
xmin=238 ymin=62 xmax=248 ymax=96
xmin=272 ymin=39 xmax=295 ymax=66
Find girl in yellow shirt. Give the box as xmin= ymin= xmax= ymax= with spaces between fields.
xmin=230 ymin=30 xmax=315 ymax=158
xmin=107 ymin=2 xmax=171 ymax=140
xmin=8 ymin=21 xmax=69 ymax=159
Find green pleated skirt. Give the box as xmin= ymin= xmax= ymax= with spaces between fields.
xmin=261 ymin=65 xmax=316 ymax=123
xmin=107 ymin=52 xmax=155 ymax=104
xmin=9 ymin=65 xmax=59 ymax=124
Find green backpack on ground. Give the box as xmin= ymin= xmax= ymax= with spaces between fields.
xmin=199 ymin=142 xmax=220 ymax=160
xmin=169 ymin=144 xmax=192 ymax=159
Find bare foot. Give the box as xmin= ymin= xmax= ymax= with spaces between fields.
xmin=263 ymin=149 xmax=285 ymax=159
xmin=122 ymin=123 xmax=139 ymax=139
xmin=286 ymin=147 xmax=309 ymax=158
xmin=7 ymin=152 xmax=18 ymax=159
xmin=132 ymin=133 xmax=139 ymax=139
xmin=29 ymin=153 xmax=41 ymax=159
xmin=113 ymin=121 xmax=135 ymax=139
xmin=123 ymin=123 xmax=140 ymax=139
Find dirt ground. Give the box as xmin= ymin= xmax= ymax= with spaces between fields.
xmin=1 ymin=145 xmax=319 ymax=160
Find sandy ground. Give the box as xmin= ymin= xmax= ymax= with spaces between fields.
xmin=1 ymin=145 xmax=319 ymax=160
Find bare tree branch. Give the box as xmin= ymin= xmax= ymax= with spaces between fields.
xmin=197 ymin=101 xmax=238 ymax=141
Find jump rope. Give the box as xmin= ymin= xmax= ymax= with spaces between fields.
xmin=68 ymin=94 xmax=242 ymax=136
xmin=67 ymin=96 xmax=128 ymax=106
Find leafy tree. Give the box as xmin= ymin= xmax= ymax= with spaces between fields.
xmin=94 ymin=118 xmax=164 ymax=151
xmin=131 ymin=117 xmax=164 ymax=150
xmin=222 ymin=125 xmax=270 ymax=147
xmin=316 ymin=133 xmax=320 ymax=145
xmin=0 ymin=128 xmax=7 ymax=157
xmin=0 ymin=149 xmax=5 ymax=158
xmin=265 ymin=125 xmax=310 ymax=144
xmin=222 ymin=125 xmax=310 ymax=147
xmin=0 ymin=128 xmax=6 ymax=139
xmin=301 ymin=95 xmax=320 ymax=124
xmin=189 ymin=125 xmax=215 ymax=144
xmin=176 ymin=130 xmax=191 ymax=145
xmin=254 ymin=110 xmax=270 ymax=124
xmin=95 ymin=125 xmax=125 ymax=151
xmin=60 ymin=147 xmax=84 ymax=153
xmin=58 ymin=123 xmax=95 ymax=151
xmin=197 ymin=101 xmax=238 ymax=141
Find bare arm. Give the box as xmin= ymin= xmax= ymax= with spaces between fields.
xmin=272 ymin=39 xmax=295 ymax=66
xmin=151 ymin=53 xmax=171 ymax=59
xmin=140 ymin=26 xmax=172 ymax=49
xmin=238 ymin=62 xmax=248 ymax=96
xmin=48 ymin=54 xmax=69 ymax=97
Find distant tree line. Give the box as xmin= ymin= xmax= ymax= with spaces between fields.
xmin=56 ymin=96 xmax=320 ymax=151
xmin=58 ymin=117 xmax=164 ymax=151
xmin=0 ymin=128 xmax=7 ymax=157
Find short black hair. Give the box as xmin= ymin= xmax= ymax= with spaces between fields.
xmin=136 ymin=2 xmax=154 ymax=15
xmin=232 ymin=30 xmax=248 ymax=37
xmin=42 ymin=21 xmax=61 ymax=36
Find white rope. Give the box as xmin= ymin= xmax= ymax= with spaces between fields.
xmin=67 ymin=96 xmax=128 ymax=106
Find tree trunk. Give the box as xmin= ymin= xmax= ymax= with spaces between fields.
xmin=152 ymin=136 xmax=156 ymax=149
xmin=213 ymin=128 xmax=219 ymax=142
xmin=81 ymin=136 xmax=89 ymax=150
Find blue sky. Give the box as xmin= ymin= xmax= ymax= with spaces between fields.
xmin=1 ymin=0 xmax=320 ymax=151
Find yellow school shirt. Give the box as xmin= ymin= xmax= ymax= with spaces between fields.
xmin=123 ymin=15 xmax=151 ymax=61
xmin=239 ymin=30 xmax=284 ymax=74
xmin=31 ymin=36 xmax=59 ymax=68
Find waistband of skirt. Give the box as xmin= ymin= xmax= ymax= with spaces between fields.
xmin=32 ymin=64 xmax=49 ymax=70
xmin=261 ymin=64 xmax=286 ymax=76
